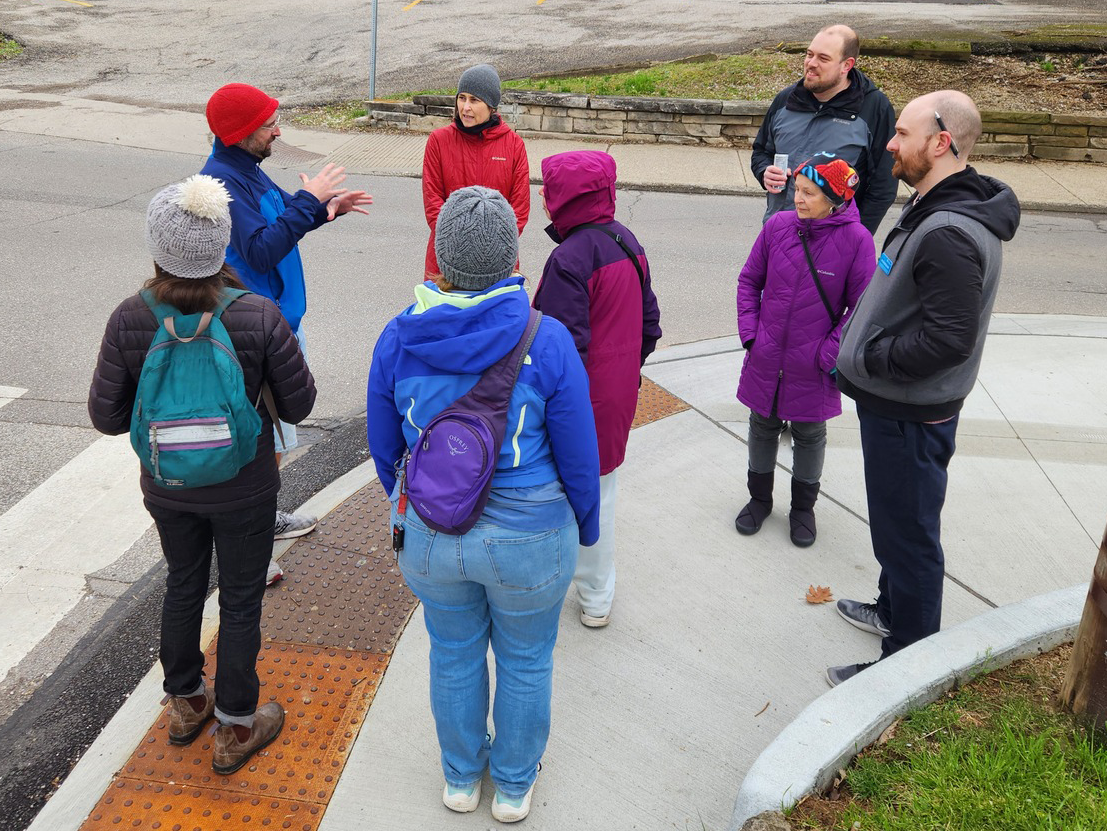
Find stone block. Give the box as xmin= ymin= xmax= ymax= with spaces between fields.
xmin=992 ymin=134 xmax=1031 ymax=144
xmin=626 ymin=120 xmax=690 ymax=136
xmin=370 ymin=111 xmax=410 ymax=125
xmin=656 ymin=98 xmax=723 ymax=115
xmin=658 ymin=135 xmax=704 ymax=146
xmin=1056 ymin=124 xmax=1090 ymax=137
xmin=413 ymin=94 xmax=456 ymax=107
xmin=1091 ymin=127 xmax=1107 ymax=137
xmin=1088 ymin=137 xmax=1107 ymax=149
xmin=721 ymin=124 xmax=761 ymax=139
xmin=502 ymin=91 xmax=589 ymax=108
xmin=1052 ymin=113 xmax=1107 ymax=127
xmin=981 ymin=122 xmax=1055 ymax=135
xmin=1032 ymin=145 xmax=1107 ymax=162
xmin=979 ymin=110 xmax=1051 ymax=124
xmin=682 ymin=122 xmax=723 ymax=138
xmin=367 ymin=101 xmax=424 ymax=114
xmin=425 ymin=106 xmax=454 ymax=117
xmin=409 ymin=115 xmax=451 ymax=132
xmin=573 ymin=117 xmax=625 ymax=136
xmin=567 ymin=107 xmax=594 ymax=119
xmin=681 ymin=114 xmax=752 ymax=125
xmin=1032 ymin=135 xmax=1091 ymax=148
xmin=513 ymin=113 xmax=543 ymax=131
xmin=540 ymin=115 xmax=574 ymax=133
xmin=721 ymin=101 xmax=770 ymax=116
xmin=540 ymin=106 xmax=569 ymax=117
xmin=589 ymin=95 xmax=663 ymax=113
xmin=974 ymin=142 xmax=1031 ymax=158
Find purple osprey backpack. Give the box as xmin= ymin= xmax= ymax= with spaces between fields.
xmin=402 ymin=309 xmax=542 ymax=535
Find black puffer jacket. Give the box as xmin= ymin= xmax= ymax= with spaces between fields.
xmin=88 ymin=291 xmax=316 ymax=512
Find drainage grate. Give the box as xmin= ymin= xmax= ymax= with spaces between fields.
xmin=318 ymin=134 xmax=426 ymax=175
xmin=633 ymin=376 xmax=691 ymax=429
xmin=269 ymin=139 xmax=327 ymax=167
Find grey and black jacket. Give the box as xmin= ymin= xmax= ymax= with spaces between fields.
xmin=751 ymin=69 xmax=897 ymax=235
xmin=836 ymin=167 xmax=1021 ymax=422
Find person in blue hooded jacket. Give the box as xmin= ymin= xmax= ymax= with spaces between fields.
xmin=201 ymin=83 xmax=372 ymax=570
xmin=367 ymin=187 xmax=600 ymax=824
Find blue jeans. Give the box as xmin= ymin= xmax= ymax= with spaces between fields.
xmin=857 ymin=404 xmax=958 ymax=657
xmin=146 ymin=497 xmax=276 ymax=721
xmin=395 ymin=506 xmax=578 ymax=798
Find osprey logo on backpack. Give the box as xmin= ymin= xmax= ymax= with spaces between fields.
xmin=130 ymin=288 xmax=262 ymax=489
xmin=447 ymin=434 xmax=470 ymax=456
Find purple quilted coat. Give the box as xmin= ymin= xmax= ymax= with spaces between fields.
xmin=736 ymin=201 xmax=875 ymax=422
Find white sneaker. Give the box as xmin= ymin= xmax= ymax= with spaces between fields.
xmin=491 ymin=778 xmax=536 ymax=823
xmin=274 ymin=510 xmax=317 ymax=540
xmin=265 ymin=559 xmax=284 ymax=586
xmin=580 ymin=609 xmax=610 ymax=628
xmin=442 ymin=780 xmax=481 ymax=813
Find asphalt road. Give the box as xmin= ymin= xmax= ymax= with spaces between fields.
xmin=1 ymin=0 xmax=1104 ymax=108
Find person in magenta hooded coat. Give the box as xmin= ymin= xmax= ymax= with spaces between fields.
xmin=735 ymin=152 xmax=875 ymax=547
xmin=533 ymin=150 xmax=662 ymax=628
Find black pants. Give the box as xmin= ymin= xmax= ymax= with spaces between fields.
xmin=857 ymin=404 xmax=958 ymax=658
xmin=146 ymin=497 xmax=276 ymax=719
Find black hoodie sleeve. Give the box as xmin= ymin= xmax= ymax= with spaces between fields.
xmin=751 ymin=88 xmax=791 ymax=188
xmin=865 ymin=226 xmax=984 ymax=381
xmin=856 ymin=94 xmax=898 ymax=235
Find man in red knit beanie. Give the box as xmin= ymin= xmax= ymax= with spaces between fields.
xmin=201 ymin=83 xmax=373 ymax=584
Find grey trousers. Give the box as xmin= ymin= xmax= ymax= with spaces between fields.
xmin=747 ymin=411 xmax=827 ymax=484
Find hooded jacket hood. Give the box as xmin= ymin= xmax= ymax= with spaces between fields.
xmin=541 ymin=151 xmax=617 ymax=238
xmin=899 ymin=167 xmax=1020 ymax=242
xmin=393 ymin=276 xmax=529 ymax=375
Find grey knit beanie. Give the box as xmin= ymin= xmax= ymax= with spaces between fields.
xmin=145 ymin=174 xmax=233 ymax=279
xmin=457 ymin=63 xmax=502 ymax=110
xmin=434 ymin=186 xmax=518 ymax=291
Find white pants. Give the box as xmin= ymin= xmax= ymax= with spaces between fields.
xmin=574 ymin=468 xmax=618 ymax=616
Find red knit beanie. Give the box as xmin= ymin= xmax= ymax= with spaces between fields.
xmin=206 ymin=83 xmax=279 ymax=146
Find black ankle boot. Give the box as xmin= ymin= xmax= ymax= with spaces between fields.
xmin=789 ymin=478 xmax=820 ymax=547
xmin=735 ymin=470 xmax=774 ymax=535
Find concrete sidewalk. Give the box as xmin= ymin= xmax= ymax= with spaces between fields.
xmin=2 ymin=86 xmax=1106 ymax=213
xmin=30 ymin=314 xmax=1107 ymax=831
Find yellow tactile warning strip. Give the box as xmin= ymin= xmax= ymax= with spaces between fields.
xmin=78 ymin=490 xmax=414 ymax=831
xmin=78 ymin=378 xmax=687 ymax=829
xmin=632 ymin=375 xmax=691 ymax=429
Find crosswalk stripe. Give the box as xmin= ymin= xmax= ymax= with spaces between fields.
xmin=0 ymin=433 xmax=151 ymax=683
xmin=0 ymin=385 xmax=27 ymax=409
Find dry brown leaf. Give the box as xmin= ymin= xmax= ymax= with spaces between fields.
xmin=877 ymin=718 xmax=902 ymax=745
xmin=805 ymin=584 xmax=834 ymax=604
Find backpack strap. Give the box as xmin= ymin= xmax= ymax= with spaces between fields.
xmin=572 ymin=223 xmax=645 ymax=288
xmin=462 ymin=308 xmax=542 ymax=419
xmin=797 ymin=227 xmax=843 ymax=328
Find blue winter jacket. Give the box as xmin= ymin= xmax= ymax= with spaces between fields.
xmin=200 ymin=139 xmax=329 ymax=331
xmin=367 ymin=276 xmax=601 ymax=545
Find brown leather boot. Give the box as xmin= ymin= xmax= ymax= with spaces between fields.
xmin=167 ymin=687 xmax=215 ymax=746
xmin=212 ymin=703 xmax=285 ymax=775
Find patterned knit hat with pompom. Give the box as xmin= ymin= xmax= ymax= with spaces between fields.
xmin=795 ymin=152 xmax=860 ymax=207
xmin=145 ymin=175 xmax=234 ymax=279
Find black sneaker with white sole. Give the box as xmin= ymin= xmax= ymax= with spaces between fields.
xmin=836 ymin=598 xmax=891 ymax=637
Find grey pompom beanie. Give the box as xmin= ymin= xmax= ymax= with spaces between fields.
xmin=457 ymin=63 xmax=502 ymax=110
xmin=434 ymin=186 xmax=518 ymax=291
xmin=145 ymin=175 xmax=233 ymax=279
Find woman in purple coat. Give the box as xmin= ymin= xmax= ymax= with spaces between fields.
xmin=735 ymin=152 xmax=875 ymax=546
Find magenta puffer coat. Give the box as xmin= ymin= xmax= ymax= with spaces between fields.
xmin=736 ymin=201 xmax=875 ymax=422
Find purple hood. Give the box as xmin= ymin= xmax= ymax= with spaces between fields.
xmin=541 ymin=151 xmax=617 ymax=238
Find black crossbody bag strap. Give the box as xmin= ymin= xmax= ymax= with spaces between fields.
xmin=798 ymin=228 xmax=842 ymax=328
xmin=574 ymin=223 xmax=645 ymax=288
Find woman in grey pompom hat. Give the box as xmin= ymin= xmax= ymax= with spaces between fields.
xmin=88 ymin=175 xmax=317 ymax=776
xmin=421 ymin=63 xmax=531 ymax=281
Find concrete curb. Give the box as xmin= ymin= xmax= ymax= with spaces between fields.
xmin=27 ymin=460 xmax=380 ymax=831
xmin=728 ymin=583 xmax=1086 ymax=829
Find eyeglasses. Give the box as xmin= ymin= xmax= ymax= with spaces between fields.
xmin=934 ymin=111 xmax=959 ymax=158
xmin=261 ymin=113 xmax=281 ymax=133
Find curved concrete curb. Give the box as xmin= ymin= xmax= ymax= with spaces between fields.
xmin=729 ymin=584 xmax=1085 ymax=830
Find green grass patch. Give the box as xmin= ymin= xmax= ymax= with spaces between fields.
xmin=789 ymin=645 xmax=1107 ymax=830
xmin=287 ymin=100 xmax=368 ymax=130
xmin=0 ymin=33 xmax=23 ymax=61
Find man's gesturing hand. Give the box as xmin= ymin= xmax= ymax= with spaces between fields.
xmin=299 ymin=163 xmax=350 ymax=203
xmin=326 ymin=191 xmax=373 ymax=221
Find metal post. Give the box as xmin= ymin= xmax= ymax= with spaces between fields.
xmin=369 ymin=0 xmax=379 ymax=101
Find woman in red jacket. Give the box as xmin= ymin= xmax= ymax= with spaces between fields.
xmin=422 ymin=63 xmax=530 ymax=278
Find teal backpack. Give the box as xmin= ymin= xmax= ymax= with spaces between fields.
xmin=130 ymin=288 xmax=263 ymax=489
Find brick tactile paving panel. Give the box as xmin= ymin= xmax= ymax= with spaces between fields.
xmin=117 ymin=646 xmax=386 ymax=805
xmin=80 ymin=779 xmax=323 ymax=830
xmin=632 ymin=376 xmax=690 ymax=429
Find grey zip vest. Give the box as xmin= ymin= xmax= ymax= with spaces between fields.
xmin=837 ymin=209 xmax=1003 ymax=406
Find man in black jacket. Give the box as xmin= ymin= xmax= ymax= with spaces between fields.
xmin=828 ymin=91 xmax=1021 ymax=687
xmin=751 ymin=25 xmax=897 ymax=235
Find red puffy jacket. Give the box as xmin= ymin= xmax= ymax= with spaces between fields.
xmin=422 ymin=119 xmax=530 ymax=278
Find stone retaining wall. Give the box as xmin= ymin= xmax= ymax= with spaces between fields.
xmin=365 ymin=91 xmax=1107 ymax=163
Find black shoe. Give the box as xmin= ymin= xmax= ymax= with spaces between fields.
xmin=789 ymin=478 xmax=820 ymax=547
xmin=826 ymin=660 xmax=877 ymax=688
xmin=836 ymin=599 xmax=891 ymax=637
xmin=735 ymin=470 xmax=774 ymax=535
